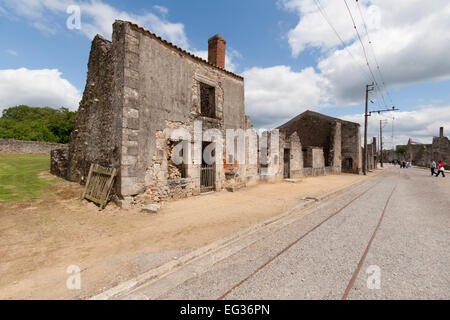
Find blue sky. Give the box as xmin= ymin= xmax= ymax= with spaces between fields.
xmin=1 ymin=0 xmax=449 ymax=148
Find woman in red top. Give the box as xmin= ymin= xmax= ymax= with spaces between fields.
xmin=436 ymin=161 xmax=446 ymax=177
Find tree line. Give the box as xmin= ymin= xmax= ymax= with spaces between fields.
xmin=0 ymin=105 xmax=77 ymax=144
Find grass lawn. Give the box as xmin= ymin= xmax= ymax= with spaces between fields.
xmin=0 ymin=154 xmax=55 ymax=202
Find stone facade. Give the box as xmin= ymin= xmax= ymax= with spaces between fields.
xmin=62 ymin=20 xmax=257 ymax=203
xmin=364 ymin=137 xmax=378 ymax=170
xmin=53 ymin=20 xmax=371 ymax=208
xmin=431 ymin=128 xmax=450 ymax=169
xmin=406 ymin=138 xmax=432 ymax=167
xmin=50 ymin=147 xmax=69 ymax=178
xmin=279 ymin=131 xmax=303 ymax=179
xmin=432 ymin=138 xmax=450 ymax=168
xmin=302 ymin=146 xmax=327 ymax=177
xmin=400 ymin=127 xmax=450 ymax=169
xmin=278 ymin=110 xmax=362 ymax=174
xmin=383 ymin=149 xmax=405 ymax=163
xmin=0 ymin=139 xmax=66 ymax=154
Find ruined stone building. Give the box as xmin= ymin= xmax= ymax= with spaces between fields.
xmin=364 ymin=137 xmax=378 ymax=170
xmin=277 ymin=110 xmax=362 ymax=175
xmin=432 ymin=127 xmax=450 ymax=169
xmin=51 ymin=20 xmax=366 ymax=207
xmin=61 ymin=20 xmax=260 ymax=202
xmin=405 ymin=127 xmax=450 ymax=169
xmin=405 ymin=138 xmax=431 ymax=167
xmin=382 ymin=149 xmax=405 ymax=163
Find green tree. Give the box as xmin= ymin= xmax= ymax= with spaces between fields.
xmin=396 ymin=145 xmax=407 ymax=154
xmin=0 ymin=105 xmax=77 ymax=143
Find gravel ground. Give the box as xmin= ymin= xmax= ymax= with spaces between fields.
xmin=127 ymin=166 xmax=449 ymax=300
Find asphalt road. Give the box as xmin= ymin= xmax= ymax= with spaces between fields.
xmin=125 ymin=166 xmax=449 ymax=300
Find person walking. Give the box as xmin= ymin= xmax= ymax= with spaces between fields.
xmin=435 ymin=161 xmax=446 ymax=177
xmin=430 ymin=160 xmax=437 ymax=176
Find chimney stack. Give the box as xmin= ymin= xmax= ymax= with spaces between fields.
xmin=440 ymin=127 xmax=444 ymax=138
xmin=208 ymin=34 xmax=226 ymax=69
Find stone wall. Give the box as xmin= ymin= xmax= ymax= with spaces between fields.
xmin=330 ymin=122 xmax=342 ymax=172
xmin=303 ymin=147 xmax=325 ymax=170
xmin=66 ymin=20 xmax=247 ymax=199
xmin=67 ymin=34 xmax=122 ymax=186
xmin=395 ymin=128 xmax=450 ymax=169
xmin=364 ymin=137 xmax=378 ymax=170
xmin=278 ymin=111 xmax=334 ymax=167
xmin=383 ymin=149 xmax=405 ymax=162
xmin=278 ymin=110 xmax=361 ymax=174
xmin=0 ymin=139 xmax=66 ymax=154
xmin=50 ymin=147 xmax=69 ymax=178
xmin=432 ymin=136 xmax=450 ymax=169
xmin=341 ymin=122 xmax=362 ymax=174
xmin=117 ymin=21 xmax=246 ymax=196
xmin=406 ymin=143 xmax=432 ymax=167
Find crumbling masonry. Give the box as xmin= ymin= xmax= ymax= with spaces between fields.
xmin=405 ymin=127 xmax=450 ymax=169
xmin=277 ymin=110 xmax=362 ymax=175
xmin=52 ymin=21 xmax=363 ymax=206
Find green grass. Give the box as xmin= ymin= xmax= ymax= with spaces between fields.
xmin=0 ymin=154 xmax=55 ymax=202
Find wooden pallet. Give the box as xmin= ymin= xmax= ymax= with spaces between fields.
xmin=82 ymin=164 xmax=117 ymax=210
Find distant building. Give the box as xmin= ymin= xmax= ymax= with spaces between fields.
xmin=400 ymin=127 xmax=449 ymax=169
xmin=278 ymin=110 xmax=362 ymax=174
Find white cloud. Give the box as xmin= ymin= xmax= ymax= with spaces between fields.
xmin=153 ymin=5 xmax=168 ymax=16
xmin=279 ymin=0 xmax=450 ymax=104
xmin=77 ymin=1 xmax=189 ymax=48
xmin=0 ymin=1 xmax=244 ymax=115
xmin=281 ymin=0 xmax=364 ymax=56
xmin=1 ymin=0 xmax=189 ymax=48
xmin=5 ymin=49 xmax=18 ymax=56
xmin=341 ymin=105 xmax=450 ymax=149
xmin=0 ymin=68 xmax=81 ymax=111
xmin=243 ymin=65 xmax=325 ymax=128
xmin=244 ymin=0 xmax=450 ymax=130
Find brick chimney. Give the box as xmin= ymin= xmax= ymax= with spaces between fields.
xmin=440 ymin=127 xmax=444 ymax=138
xmin=208 ymin=34 xmax=226 ymax=69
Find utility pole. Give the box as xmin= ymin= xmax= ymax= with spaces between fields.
xmin=363 ymin=83 xmax=375 ymax=175
xmin=391 ymin=116 xmax=395 ymax=151
xmin=380 ymin=120 xmax=383 ymax=168
xmin=367 ymin=109 xmax=399 ymax=170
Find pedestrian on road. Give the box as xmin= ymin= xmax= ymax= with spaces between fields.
xmin=430 ymin=160 xmax=437 ymax=176
xmin=435 ymin=161 xmax=446 ymax=177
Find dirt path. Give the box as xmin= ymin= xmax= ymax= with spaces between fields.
xmin=0 ymin=171 xmax=375 ymax=299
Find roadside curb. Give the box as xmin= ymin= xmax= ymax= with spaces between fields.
xmin=90 ymin=175 xmax=372 ymax=300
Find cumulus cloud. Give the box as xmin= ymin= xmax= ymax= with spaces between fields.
xmin=1 ymin=0 xmax=189 ymax=48
xmin=0 ymin=68 xmax=81 ymax=111
xmin=279 ymin=0 xmax=450 ymax=104
xmin=341 ymin=105 xmax=450 ymax=149
xmin=244 ymin=0 xmax=450 ymax=134
xmin=242 ymin=66 xmax=325 ymax=128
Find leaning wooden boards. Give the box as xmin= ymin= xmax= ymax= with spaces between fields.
xmin=82 ymin=164 xmax=117 ymax=210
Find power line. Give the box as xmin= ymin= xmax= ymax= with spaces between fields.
xmin=343 ymin=0 xmax=379 ymax=88
xmin=312 ymin=0 xmax=373 ymax=84
xmin=355 ymin=0 xmax=394 ymax=106
xmin=312 ymin=0 xmax=386 ymax=110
